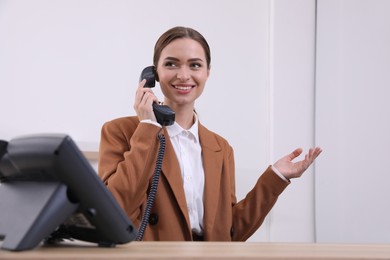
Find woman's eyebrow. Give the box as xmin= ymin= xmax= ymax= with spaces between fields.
xmin=164 ymin=57 xmax=204 ymax=63
xmin=188 ymin=58 xmax=204 ymax=63
xmin=163 ymin=57 xmax=180 ymax=61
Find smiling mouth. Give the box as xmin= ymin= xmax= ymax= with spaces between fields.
xmin=173 ymin=85 xmax=194 ymax=91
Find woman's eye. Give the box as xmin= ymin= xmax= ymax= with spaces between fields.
xmin=191 ymin=63 xmax=202 ymax=69
xmin=164 ymin=62 xmax=176 ymax=67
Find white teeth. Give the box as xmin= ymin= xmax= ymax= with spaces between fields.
xmin=174 ymin=86 xmax=191 ymax=90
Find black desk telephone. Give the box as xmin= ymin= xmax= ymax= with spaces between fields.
xmin=140 ymin=66 xmax=175 ymax=126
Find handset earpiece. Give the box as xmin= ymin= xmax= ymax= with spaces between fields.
xmin=140 ymin=66 xmax=175 ymax=126
xmin=140 ymin=66 xmax=156 ymax=88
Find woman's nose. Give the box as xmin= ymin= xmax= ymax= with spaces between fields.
xmin=177 ymin=67 xmax=190 ymax=81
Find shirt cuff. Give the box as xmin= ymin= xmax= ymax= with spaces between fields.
xmin=140 ymin=119 xmax=162 ymax=128
xmin=271 ymin=165 xmax=290 ymax=183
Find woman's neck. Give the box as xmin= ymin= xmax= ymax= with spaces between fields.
xmin=166 ymin=103 xmax=195 ymax=130
xmin=175 ymin=111 xmax=194 ymax=130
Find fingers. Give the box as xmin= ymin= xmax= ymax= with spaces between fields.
xmin=274 ymin=147 xmax=322 ymax=179
xmin=135 ymin=80 xmax=155 ymax=102
xmin=133 ymin=79 xmax=158 ymax=121
xmin=289 ymin=147 xmax=322 ymax=172
xmin=135 ymin=79 xmax=146 ymax=102
xmin=288 ymin=148 xmax=303 ymax=161
xmin=308 ymin=147 xmax=323 ymax=161
xmin=135 ymin=80 xmax=157 ymax=105
xmin=140 ymin=92 xmax=155 ymax=106
xmin=291 ymin=147 xmax=322 ymax=162
xmin=303 ymin=147 xmax=322 ymax=167
xmin=314 ymin=147 xmax=323 ymax=157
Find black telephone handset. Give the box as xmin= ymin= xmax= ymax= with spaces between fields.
xmin=140 ymin=66 xmax=175 ymax=126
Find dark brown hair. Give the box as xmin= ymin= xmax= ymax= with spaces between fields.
xmin=153 ymin=26 xmax=211 ymax=69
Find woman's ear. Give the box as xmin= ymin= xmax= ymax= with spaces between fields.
xmin=153 ymin=66 xmax=160 ymax=82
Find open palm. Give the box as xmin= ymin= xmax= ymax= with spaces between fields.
xmin=273 ymin=147 xmax=322 ymax=179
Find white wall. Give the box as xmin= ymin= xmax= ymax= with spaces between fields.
xmin=268 ymin=0 xmax=317 ymax=242
xmin=315 ymin=0 xmax=390 ymax=243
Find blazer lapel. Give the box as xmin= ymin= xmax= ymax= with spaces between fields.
xmin=160 ymin=128 xmax=191 ymax=232
xmin=199 ymin=124 xmax=223 ymax=238
xmin=159 ymin=124 xmax=224 ymax=238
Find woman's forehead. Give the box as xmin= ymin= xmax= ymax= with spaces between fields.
xmin=159 ymin=38 xmax=206 ymax=61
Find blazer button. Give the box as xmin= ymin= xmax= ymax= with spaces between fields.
xmin=149 ymin=213 xmax=159 ymax=225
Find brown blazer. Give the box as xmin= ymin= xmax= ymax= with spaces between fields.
xmin=98 ymin=116 xmax=289 ymax=241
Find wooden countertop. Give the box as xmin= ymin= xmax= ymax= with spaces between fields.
xmin=1 ymin=241 xmax=390 ymax=260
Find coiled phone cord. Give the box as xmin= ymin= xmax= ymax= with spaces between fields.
xmin=136 ymin=132 xmax=166 ymax=241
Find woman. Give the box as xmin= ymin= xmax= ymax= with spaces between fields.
xmin=98 ymin=26 xmax=322 ymax=241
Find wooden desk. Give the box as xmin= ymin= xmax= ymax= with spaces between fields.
xmin=1 ymin=242 xmax=390 ymax=260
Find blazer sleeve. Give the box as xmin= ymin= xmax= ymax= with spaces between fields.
xmin=231 ymin=154 xmax=290 ymax=241
xmin=98 ymin=118 xmax=162 ymax=221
